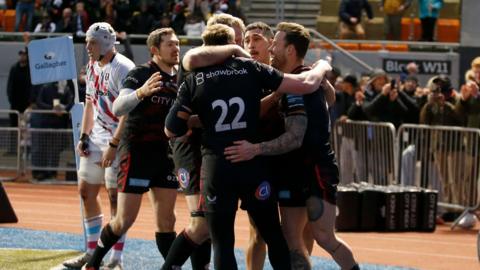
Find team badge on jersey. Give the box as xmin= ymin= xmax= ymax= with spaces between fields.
xmin=255 ymin=181 xmax=271 ymax=201
xmin=176 ymin=168 xmax=190 ymax=189
xmin=206 ymin=194 xmax=217 ymax=204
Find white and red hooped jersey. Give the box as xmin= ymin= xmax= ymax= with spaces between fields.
xmin=85 ymin=53 xmax=135 ymax=149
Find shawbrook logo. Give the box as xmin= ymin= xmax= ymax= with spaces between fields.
xmin=205 ymin=68 xmax=248 ymax=79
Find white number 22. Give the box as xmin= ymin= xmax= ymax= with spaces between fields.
xmin=212 ymin=97 xmax=247 ymax=132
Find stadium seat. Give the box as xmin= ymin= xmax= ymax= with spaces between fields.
xmin=436 ymin=19 xmax=460 ymax=43
xmin=337 ymin=42 xmax=359 ymax=51
xmin=385 ymin=44 xmax=409 ymax=52
xmin=317 ymin=41 xmax=334 ymax=50
xmin=401 ymin=17 xmax=421 ymax=41
xmin=359 ymin=43 xmax=383 ymax=51
xmin=4 ymin=9 xmax=15 ymax=32
xmin=0 ymin=10 xmax=4 ymax=31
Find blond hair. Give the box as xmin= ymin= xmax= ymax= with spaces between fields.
xmin=202 ymin=24 xmax=235 ymax=46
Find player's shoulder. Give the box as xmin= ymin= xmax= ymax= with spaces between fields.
xmin=112 ymin=53 xmax=135 ymax=70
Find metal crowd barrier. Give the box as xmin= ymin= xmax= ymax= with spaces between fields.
xmin=0 ymin=109 xmax=21 ymax=180
xmin=333 ymin=120 xmax=397 ymax=186
xmin=23 ymin=110 xmax=76 ymax=183
xmin=397 ymin=124 xmax=480 ymax=211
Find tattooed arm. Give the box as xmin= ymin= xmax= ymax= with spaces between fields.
xmin=224 ymin=114 xmax=307 ymax=162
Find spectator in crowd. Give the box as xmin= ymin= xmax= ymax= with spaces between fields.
xmin=114 ymin=0 xmax=132 ymax=32
xmin=363 ymin=69 xmax=408 ymax=127
xmin=77 ymin=66 xmax=87 ymax=103
xmin=400 ymin=61 xmax=419 ymax=82
xmin=130 ymin=1 xmax=155 ymax=34
xmin=14 ymin=0 xmax=35 ymax=32
xmin=56 ymin=7 xmax=75 ymax=33
xmin=420 ymin=75 xmax=459 ymax=125
xmin=466 ymin=56 xmax=480 ymax=86
xmin=187 ymin=0 xmax=210 ymax=21
xmin=420 ymin=75 xmax=460 ymax=208
xmin=74 ymin=1 xmax=90 ymax=37
xmin=30 ymin=80 xmax=74 ymax=181
xmin=338 ymin=0 xmax=374 ymax=39
xmin=100 ymin=0 xmax=116 ymax=28
xmin=417 ymin=0 xmax=443 ymax=41
xmin=211 ymin=0 xmax=227 ymax=15
xmin=153 ymin=13 xmax=172 ymax=29
xmin=34 ymin=12 xmax=56 ymax=33
xmin=5 ymin=48 xmax=31 ymax=155
xmin=42 ymin=0 xmax=70 ymax=23
xmin=183 ymin=14 xmax=205 ymax=36
xmin=332 ymin=74 xmax=358 ymax=122
xmin=398 ymin=75 xmax=422 ymax=123
xmin=456 ymin=80 xmax=480 ymax=128
xmin=381 ymin=0 xmax=412 ymax=40
xmin=171 ymin=0 xmax=188 ymax=35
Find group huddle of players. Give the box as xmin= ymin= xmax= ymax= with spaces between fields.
xmin=62 ymin=12 xmax=361 ymax=270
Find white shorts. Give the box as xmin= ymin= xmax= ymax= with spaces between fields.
xmin=78 ymin=141 xmax=119 ymax=189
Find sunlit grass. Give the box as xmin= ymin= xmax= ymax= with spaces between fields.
xmin=0 ymin=248 xmax=81 ymax=270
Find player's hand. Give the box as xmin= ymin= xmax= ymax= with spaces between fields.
xmin=355 ymin=90 xmax=365 ymax=104
xmin=382 ymin=83 xmax=391 ymax=96
xmin=224 ymin=140 xmax=259 ymax=163
xmin=312 ymin=59 xmax=331 ymax=71
xmin=350 ymin=17 xmax=358 ymax=24
xmin=137 ymin=72 xmax=163 ymax=99
xmin=77 ymin=139 xmax=89 ymax=157
xmin=101 ymin=146 xmax=116 ymax=168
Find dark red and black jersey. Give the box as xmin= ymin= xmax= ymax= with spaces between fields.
xmin=296 ymin=65 xmax=335 ymax=163
xmin=122 ymin=61 xmax=178 ymax=144
xmin=166 ymin=57 xmax=284 ymax=155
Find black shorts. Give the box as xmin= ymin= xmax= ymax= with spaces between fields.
xmin=170 ymin=136 xmax=202 ymax=195
xmin=303 ymin=158 xmax=339 ymax=205
xmin=118 ymin=142 xmax=178 ymax=194
xmin=200 ymin=153 xmax=277 ymax=214
xmin=268 ymin=155 xmax=308 ymax=207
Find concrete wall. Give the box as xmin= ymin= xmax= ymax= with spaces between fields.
xmin=0 ymin=41 xmax=459 ymax=111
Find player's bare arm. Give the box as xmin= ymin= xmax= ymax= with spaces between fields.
xmin=101 ymin=116 xmax=126 ymax=168
xmin=259 ymin=92 xmax=282 ymax=118
xmin=322 ymin=78 xmax=336 ymax=107
xmin=278 ymin=60 xmax=332 ymax=95
xmin=224 ymin=114 xmax=307 ymax=162
xmin=182 ymin=44 xmax=251 ymax=71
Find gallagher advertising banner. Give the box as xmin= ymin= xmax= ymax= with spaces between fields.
xmin=28 ymin=36 xmax=77 ymax=85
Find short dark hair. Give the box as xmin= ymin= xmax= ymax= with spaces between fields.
xmin=202 ymin=24 xmax=235 ymax=46
xmin=276 ymin=22 xmax=310 ymax=59
xmin=146 ymin=27 xmax=175 ymax=49
xmin=245 ymin=22 xmax=274 ymax=39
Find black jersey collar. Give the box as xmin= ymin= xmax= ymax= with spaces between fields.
xmin=149 ymin=60 xmax=177 ymax=76
xmin=290 ymin=65 xmax=311 ymax=74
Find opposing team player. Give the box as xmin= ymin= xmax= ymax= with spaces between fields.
xmin=165 ymin=23 xmax=332 ymax=270
xmin=83 ymin=28 xmax=180 ymax=270
xmin=63 ymin=22 xmax=135 ymax=270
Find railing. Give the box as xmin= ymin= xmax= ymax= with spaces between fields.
xmin=22 ymin=110 xmax=76 ymax=183
xmin=397 ymin=124 xmax=480 ymax=211
xmin=0 ymin=110 xmax=21 ymax=181
xmin=308 ymin=28 xmax=374 ymax=73
xmin=335 ymin=120 xmax=480 ymax=235
xmin=333 ymin=120 xmax=397 ymax=186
